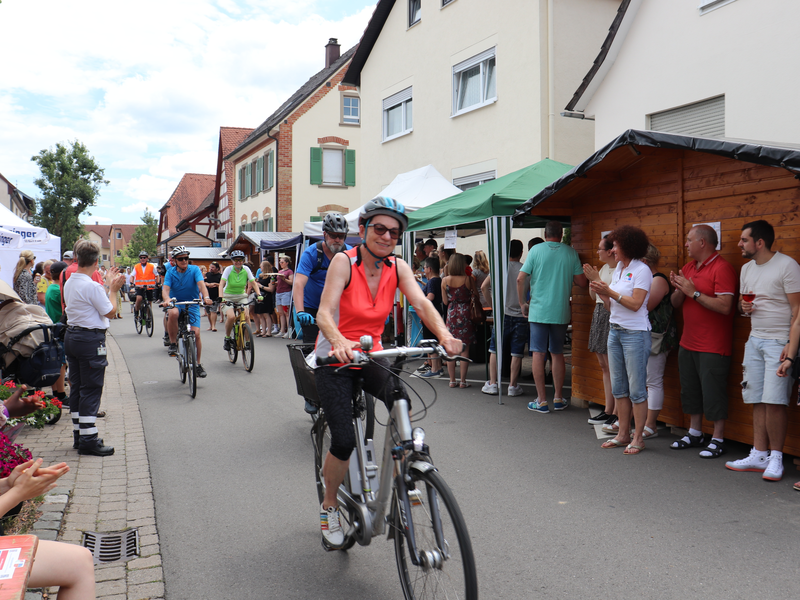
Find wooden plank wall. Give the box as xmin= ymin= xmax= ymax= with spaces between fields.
xmin=556 ymin=149 xmax=800 ymax=456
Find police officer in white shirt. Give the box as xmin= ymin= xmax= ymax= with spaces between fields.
xmin=63 ymin=240 xmax=125 ymax=456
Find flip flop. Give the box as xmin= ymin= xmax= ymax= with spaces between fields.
xmin=601 ymin=438 xmax=628 ymax=449
xmin=794 ymin=481 xmax=800 ymax=492
xmin=449 ymin=382 xmax=458 ymax=388
xmin=624 ymin=444 xmax=645 ymax=455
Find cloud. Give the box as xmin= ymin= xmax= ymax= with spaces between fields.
xmin=80 ymin=215 xmax=113 ymax=224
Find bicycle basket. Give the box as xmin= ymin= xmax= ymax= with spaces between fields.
xmin=287 ymin=343 xmax=319 ymax=405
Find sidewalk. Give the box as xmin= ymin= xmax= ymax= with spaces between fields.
xmin=16 ymin=334 xmax=164 ymax=600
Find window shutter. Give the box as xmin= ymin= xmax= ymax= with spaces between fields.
xmin=267 ymin=151 xmax=274 ymax=189
xmin=250 ymin=161 xmax=256 ymax=195
xmin=267 ymin=217 xmax=273 ymax=232
xmin=245 ymin=163 xmax=252 ymax=197
xmin=649 ymin=96 xmax=725 ymax=138
xmin=309 ymin=216 xmax=323 ymax=222
xmin=383 ymin=87 xmax=413 ymax=110
xmin=256 ymin=157 xmax=263 ymax=193
xmin=310 ymin=147 xmax=323 ymax=185
xmin=345 ymin=149 xmax=356 ymax=187
xmin=238 ymin=168 xmax=244 ymax=200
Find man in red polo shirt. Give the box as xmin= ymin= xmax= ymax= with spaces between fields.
xmin=669 ymin=224 xmax=737 ymax=458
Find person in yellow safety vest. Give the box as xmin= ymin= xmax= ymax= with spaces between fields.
xmin=132 ymin=251 xmax=158 ymax=319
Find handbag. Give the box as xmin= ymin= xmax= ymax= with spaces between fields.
xmin=469 ymin=289 xmax=485 ymax=324
xmin=650 ymin=314 xmax=672 ymax=356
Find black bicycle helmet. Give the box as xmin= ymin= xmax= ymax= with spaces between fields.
xmin=171 ymin=246 xmax=189 ymax=258
xmin=322 ymin=212 xmax=349 ymax=235
xmin=230 ymin=250 xmax=246 ymax=259
xmin=359 ymin=196 xmax=408 ymax=232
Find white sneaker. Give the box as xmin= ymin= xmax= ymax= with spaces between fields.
xmin=507 ymin=384 xmax=524 ymax=397
xmin=272 ymin=325 xmax=280 ymax=334
xmin=763 ymin=452 xmax=784 ymax=481
xmin=725 ymin=448 xmax=768 ymax=473
xmin=320 ymin=503 xmax=345 ymax=547
xmin=481 ymin=381 xmax=498 ymax=395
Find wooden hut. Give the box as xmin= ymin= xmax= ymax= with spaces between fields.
xmin=515 ymin=129 xmax=800 ymax=457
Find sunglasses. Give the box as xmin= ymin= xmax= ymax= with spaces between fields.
xmin=368 ymin=223 xmax=401 ymax=239
xmin=175 ymin=256 xmax=189 ymax=262
xmin=233 ymin=258 xmax=244 ymax=262
xmin=326 ymin=232 xmax=347 ymax=241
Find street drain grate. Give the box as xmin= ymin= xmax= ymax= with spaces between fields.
xmin=82 ymin=529 xmax=140 ymax=563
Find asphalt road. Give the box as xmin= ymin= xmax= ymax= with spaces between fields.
xmin=111 ymin=316 xmax=800 ymax=600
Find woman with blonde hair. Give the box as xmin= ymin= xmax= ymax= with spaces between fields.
xmin=13 ymin=249 xmax=37 ymax=304
xmin=472 ymin=250 xmax=491 ymax=308
xmin=441 ymin=253 xmax=477 ymax=388
xmin=254 ymin=260 xmax=277 ymax=336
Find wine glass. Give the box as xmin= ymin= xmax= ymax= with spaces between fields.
xmin=742 ymin=290 xmax=755 ymax=317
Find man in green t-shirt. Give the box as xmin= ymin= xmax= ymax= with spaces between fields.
xmin=518 ymin=221 xmax=588 ymax=413
xmin=221 ymin=250 xmax=258 ymax=350
xmin=45 ymin=261 xmax=68 ymax=323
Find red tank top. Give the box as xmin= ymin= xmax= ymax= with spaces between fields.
xmin=316 ymin=246 xmax=397 ymax=356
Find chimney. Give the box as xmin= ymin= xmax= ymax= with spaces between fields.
xmin=325 ymin=38 xmax=340 ymax=68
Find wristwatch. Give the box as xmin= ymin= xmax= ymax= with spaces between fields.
xmin=692 ymin=291 xmax=701 ymax=300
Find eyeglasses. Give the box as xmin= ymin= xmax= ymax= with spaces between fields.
xmin=233 ymin=258 xmax=244 ymax=262
xmin=175 ymin=256 xmax=189 ymax=262
xmin=326 ymin=232 xmax=347 ymax=241
xmin=368 ymin=224 xmax=401 ymax=239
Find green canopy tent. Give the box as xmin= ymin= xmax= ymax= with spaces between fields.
xmin=403 ymin=159 xmax=573 ymax=403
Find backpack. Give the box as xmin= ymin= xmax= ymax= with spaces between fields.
xmin=12 ymin=324 xmax=65 ymax=388
xmin=309 ymin=242 xmax=327 ymax=276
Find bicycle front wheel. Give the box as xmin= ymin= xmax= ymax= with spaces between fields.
xmin=227 ymin=329 xmax=238 ymax=364
xmin=240 ymin=324 xmax=254 ymax=372
xmin=393 ymin=469 xmax=478 ymax=600
xmin=134 ymin=308 xmax=143 ymax=334
xmin=187 ymin=336 xmax=197 ymax=398
xmin=178 ymin=341 xmax=187 ymax=384
xmin=145 ymin=304 xmax=154 ymax=337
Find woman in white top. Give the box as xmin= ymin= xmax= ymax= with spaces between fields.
xmin=584 ymin=225 xmax=652 ymax=455
xmin=586 ymin=235 xmax=618 ymax=428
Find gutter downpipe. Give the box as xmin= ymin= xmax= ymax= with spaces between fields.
xmin=548 ymin=0 xmax=555 ymax=160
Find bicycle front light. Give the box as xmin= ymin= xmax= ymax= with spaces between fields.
xmin=412 ymin=427 xmax=426 ymax=452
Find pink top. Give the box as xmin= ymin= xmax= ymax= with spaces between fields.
xmin=276 ymin=269 xmax=293 ymax=294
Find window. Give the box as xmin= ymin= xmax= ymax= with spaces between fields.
xmin=442 ymin=0 xmax=455 ymax=6
xmin=116 ymin=249 xmax=122 ymax=256
xmin=453 ymin=170 xmax=496 ymax=191
xmin=383 ymin=87 xmax=413 ymax=141
xmin=310 ymin=147 xmax=356 ymax=186
xmin=699 ymin=0 xmax=737 ymax=15
xmin=102 ymin=254 xmax=108 ymax=261
xmin=342 ymin=95 xmax=360 ymax=125
xmin=453 ymin=48 xmax=496 ymax=116
xmin=649 ymin=95 xmax=725 ymax=138
xmin=408 ymin=0 xmax=421 ymax=26
xmin=115 ymin=232 xmax=122 ymax=239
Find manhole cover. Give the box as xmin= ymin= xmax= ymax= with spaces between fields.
xmin=82 ymin=529 xmax=139 ymax=563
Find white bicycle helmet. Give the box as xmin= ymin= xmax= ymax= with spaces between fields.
xmin=171 ymin=246 xmax=189 ymax=258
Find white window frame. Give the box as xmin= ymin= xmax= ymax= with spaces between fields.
xmin=115 ymin=231 xmax=122 ymax=239
xmin=453 ymin=170 xmax=496 ymax=191
xmin=452 ymin=47 xmax=497 ymax=117
xmin=408 ymin=0 xmax=421 ymax=27
xmin=382 ymin=87 xmax=413 ymax=142
xmin=341 ymin=94 xmax=360 ymax=125
xmin=699 ymin=0 xmax=737 ymax=15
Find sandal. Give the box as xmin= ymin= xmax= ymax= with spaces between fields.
xmin=449 ymin=381 xmax=458 ymax=388
xmin=624 ymin=443 xmax=645 ymax=455
xmin=642 ymin=426 xmax=658 ymax=440
xmin=794 ymin=481 xmax=800 ymax=492
xmin=602 ymin=422 xmax=620 ymax=435
xmin=601 ymin=438 xmax=628 ymax=449
xmin=670 ymin=433 xmax=705 ymax=450
xmin=459 ymin=381 xmax=471 ymax=388
xmin=699 ymin=439 xmax=726 ymax=459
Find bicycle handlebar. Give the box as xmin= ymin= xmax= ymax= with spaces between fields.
xmin=162 ymin=298 xmax=204 ymax=309
xmin=316 ymin=339 xmax=468 ymax=367
xmin=221 ymin=299 xmax=257 ymax=307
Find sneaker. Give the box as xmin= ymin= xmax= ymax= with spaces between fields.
xmin=527 ymin=400 xmax=549 ymax=414
xmin=588 ymin=411 xmax=610 ymax=425
xmin=419 ymin=369 xmax=443 ymax=379
xmin=272 ymin=325 xmax=280 ymax=334
xmin=763 ymin=452 xmax=784 ymax=481
xmin=320 ymin=503 xmax=345 ymax=547
xmin=163 ymin=335 xmax=170 ymax=347
xmin=413 ymin=364 xmax=432 ymax=376
xmin=508 ymin=384 xmax=524 ymax=397
xmin=725 ymin=448 xmax=769 ymax=473
xmin=304 ymin=400 xmax=318 ymax=415
xmin=168 ymin=343 xmax=178 ymax=357
xmin=283 ymin=331 xmax=293 ymax=339
xmin=195 ymin=364 xmax=207 ymax=378
xmin=481 ymin=381 xmax=498 ymax=395
xmin=553 ymin=398 xmax=569 ymax=411
xmin=223 ymin=337 xmax=232 ymax=351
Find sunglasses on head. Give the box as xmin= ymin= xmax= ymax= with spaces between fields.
xmin=368 ymin=223 xmax=401 ymax=239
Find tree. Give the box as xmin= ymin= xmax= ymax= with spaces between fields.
xmin=123 ymin=210 xmax=158 ymax=263
xmin=30 ymin=140 xmax=109 ymax=252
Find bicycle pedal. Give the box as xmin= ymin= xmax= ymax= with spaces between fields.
xmin=408 ymin=489 xmax=422 ymax=506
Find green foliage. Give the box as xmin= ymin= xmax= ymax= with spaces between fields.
xmin=123 ymin=210 xmax=158 ymax=262
xmin=561 ymin=227 xmax=572 ymax=246
xmin=30 ymin=140 xmax=108 ymax=252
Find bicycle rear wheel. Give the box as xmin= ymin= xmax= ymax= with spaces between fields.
xmin=393 ymin=469 xmax=478 ymax=600
xmin=134 ymin=308 xmax=143 ymax=334
xmin=311 ymin=412 xmax=356 ymax=551
xmin=145 ymin=304 xmax=154 ymax=337
xmin=240 ymin=324 xmax=254 ymax=372
xmin=187 ymin=336 xmax=197 ymax=398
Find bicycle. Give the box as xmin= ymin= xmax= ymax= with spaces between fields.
xmin=165 ymin=299 xmax=202 ymax=398
xmin=299 ymin=337 xmax=478 ymax=600
xmin=222 ymin=299 xmax=255 ymax=372
xmin=133 ymin=289 xmax=154 ymax=337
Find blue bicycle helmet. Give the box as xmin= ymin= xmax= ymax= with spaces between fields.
xmin=359 ymin=196 xmax=408 ymax=232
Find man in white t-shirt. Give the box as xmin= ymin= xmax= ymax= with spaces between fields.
xmin=725 ymin=220 xmax=800 ymax=482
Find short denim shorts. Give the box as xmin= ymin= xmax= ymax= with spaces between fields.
xmin=489 ymin=315 xmax=529 ymax=357
xmin=607 ymin=325 xmax=650 ymax=404
xmin=276 ymin=292 xmax=292 ymax=307
xmin=742 ymin=336 xmax=793 ymax=406
xmin=529 ymin=322 xmax=569 ymax=354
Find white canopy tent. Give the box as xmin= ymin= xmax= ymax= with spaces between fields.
xmin=302 ymin=165 xmax=461 ymax=237
xmin=0 ymin=203 xmax=61 ymax=287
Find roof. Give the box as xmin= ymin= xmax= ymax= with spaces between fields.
xmin=220 ymin=127 xmax=254 ymax=156
xmin=227 ymin=231 xmax=303 ymax=254
xmin=565 ymin=0 xmax=642 ymax=114
xmin=180 ymin=188 xmax=216 ymax=228
xmin=176 ymin=247 xmax=227 ymax=260
xmin=513 ymin=129 xmax=800 ymax=219
xmin=342 ymin=0 xmax=395 ymax=87
xmin=159 ymin=173 xmax=216 ymax=233
xmin=110 ymin=224 xmax=139 ymax=240
xmin=227 ymin=45 xmax=359 ymax=158
xmin=161 ymin=228 xmax=214 ymax=245
xmin=83 ymin=224 xmax=110 ymax=239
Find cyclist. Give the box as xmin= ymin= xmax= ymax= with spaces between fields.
xmin=158 ymin=255 xmax=175 ymax=346
xmin=131 ymin=251 xmax=157 ymax=321
xmin=314 ymin=196 xmax=461 ymax=548
xmin=162 ymin=246 xmax=213 ymax=378
xmin=221 ymin=250 xmax=258 ymax=351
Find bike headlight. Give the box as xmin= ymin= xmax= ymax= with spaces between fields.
xmin=412 ymin=427 xmax=426 ymax=452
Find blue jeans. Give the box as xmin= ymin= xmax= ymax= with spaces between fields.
xmin=607 ymin=325 xmax=650 ymax=404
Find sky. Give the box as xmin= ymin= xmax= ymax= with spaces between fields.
xmin=0 ymin=0 xmax=376 ymax=226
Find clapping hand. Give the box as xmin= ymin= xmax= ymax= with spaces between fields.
xmin=670 ymin=270 xmax=696 ymax=297
xmin=583 ymin=263 xmax=601 ymax=282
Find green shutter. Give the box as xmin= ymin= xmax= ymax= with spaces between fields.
xmin=245 ymin=163 xmax=252 ymax=197
xmin=310 ymin=147 xmax=322 ymax=185
xmin=309 ymin=216 xmax=323 ymax=222
xmin=267 ymin=217 xmax=273 ymax=232
xmin=268 ymin=151 xmax=274 ymax=189
xmin=238 ymin=168 xmax=244 ymax=200
xmin=345 ymin=149 xmax=356 ymax=187
xmin=256 ymin=157 xmax=263 ymax=193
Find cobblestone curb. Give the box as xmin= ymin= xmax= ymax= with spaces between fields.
xmin=15 ymin=333 xmax=163 ymax=600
